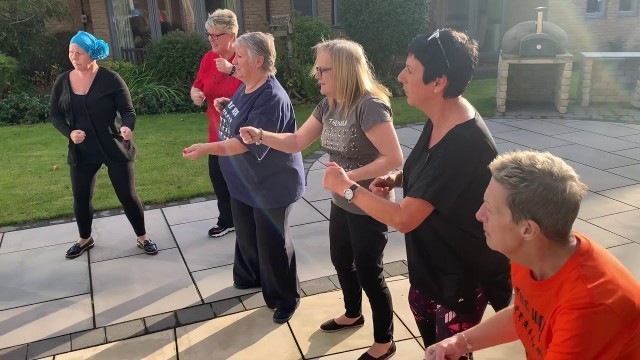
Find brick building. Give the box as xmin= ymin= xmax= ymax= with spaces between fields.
xmin=47 ymin=0 xmax=639 ymax=63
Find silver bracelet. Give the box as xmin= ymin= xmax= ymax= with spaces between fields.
xmin=457 ymin=332 xmax=473 ymax=357
xmin=255 ymin=128 xmax=264 ymax=145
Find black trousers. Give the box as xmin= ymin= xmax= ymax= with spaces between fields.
xmin=329 ymin=202 xmax=393 ymax=343
xmin=70 ymin=162 xmax=146 ymax=239
xmin=208 ymin=155 xmax=233 ymax=228
xmin=231 ymin=197 xmax=300 ymax=311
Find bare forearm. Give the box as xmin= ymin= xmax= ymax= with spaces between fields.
xmin=207 ymin=138 xmax=248 ymax=156
xmin=463 ymin=305 xmax=519 ymax=352
xmin=261 ymin=131 xmax=310 ymax=153
xmin=350 ymin=187 xmax=405 ymax=228
xmin=347 ymin=156 xmax=403 ymax=182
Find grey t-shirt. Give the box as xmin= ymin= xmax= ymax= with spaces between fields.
xmin=313 ymin=94 xmax=395 ymax=214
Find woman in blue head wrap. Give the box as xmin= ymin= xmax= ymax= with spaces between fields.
xmin=50 ymin=31 xmax=158 ymax=259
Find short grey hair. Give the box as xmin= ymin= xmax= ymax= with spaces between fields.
xmin=489 ymin=150 xmax=587 ymax=243
xmin=205 ymin=9 xmax=238 ymax=35
xmin=236 ymin=32 xmax=277 ymax=75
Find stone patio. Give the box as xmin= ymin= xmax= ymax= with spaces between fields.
xmin=1 ymin=107 xmax=639 ymax=359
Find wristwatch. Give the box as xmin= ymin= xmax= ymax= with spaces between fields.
xmin=343 ymin=184 xmax=360 ymax=203
xmin=228 ymin=64 xmax=236 ymax=76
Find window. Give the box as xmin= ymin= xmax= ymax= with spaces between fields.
xmin=619 ymin=0 xmax=638 ymax=15
xmin=293 ymin=0 xmax=317 ymax=17
xmin=333 ymin=0 xmax=341 ymax=25
xmin=586 ymin=0 xmax=607 ymax=17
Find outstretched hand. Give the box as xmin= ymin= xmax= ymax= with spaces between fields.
xmin=182 ymin=143 xmax=207 ymax=160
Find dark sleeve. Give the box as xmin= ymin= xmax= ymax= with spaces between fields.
xmin=50 ymin=73 xmax=72 ymax=138
xmin=406 ymin=132 xmax=495 ymax=217
xmin=111 ymin=71 xmax=136 ymax=130
xmin=235 ymin=88 xmax=294 ymax=161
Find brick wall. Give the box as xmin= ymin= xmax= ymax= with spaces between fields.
xmin=580 ymin=58 xmax=640 ymax=103
xmin=548 ymin=0 xmax=640 ymax=53
xmin=45 ymin=0 xmax=94 ymax=34
xmin=317 ymin=0 xmax=333 ymax=26
xmin=243 ymin=0 xmax=269 ymax=32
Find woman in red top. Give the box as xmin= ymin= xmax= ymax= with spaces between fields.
xmin=191 ymin=9 xmax=242 ymax=237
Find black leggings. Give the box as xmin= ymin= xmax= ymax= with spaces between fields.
xmin=70 ymin=162 xmax=146 ymax=239
xmin=208 ymin=155 xmax=233 ymax=227
xmin=329 ymin=203 xmax=393 ymax=344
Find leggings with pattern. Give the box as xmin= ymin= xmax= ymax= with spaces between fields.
xmin=409 ymin=285 xmax=487 ymax=354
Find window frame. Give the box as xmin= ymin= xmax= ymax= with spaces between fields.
xmin=585 ymin=0 xmax=608 ymax=19
xmin=291 ymin=0 xmax=318 ymax=17
xmin=619 ymin=0 xmax=639 ymax=17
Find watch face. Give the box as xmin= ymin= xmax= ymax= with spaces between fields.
xmin=344 ymin=188 xmax=354 ymax=201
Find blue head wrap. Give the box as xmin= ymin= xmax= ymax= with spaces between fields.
xmin=70 ymin=31 xmax=110 ymax=60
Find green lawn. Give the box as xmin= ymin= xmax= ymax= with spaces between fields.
xmin=0 ymin=79 xmax=496 ymax=226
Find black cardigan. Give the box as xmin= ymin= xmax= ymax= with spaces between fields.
xmin=50 ymin=67 xmax=137 ymax=166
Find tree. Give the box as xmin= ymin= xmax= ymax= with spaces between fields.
xmin=0 ymin=0 xmax=70 ymax=81
xmin=340 ymin=0 xmax=429 ymax=77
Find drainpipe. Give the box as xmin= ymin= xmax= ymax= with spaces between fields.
xmin=265 ymin=0 xmax=271 ymax=24
xmin=79 ymin=0 xmax=87 ymax=31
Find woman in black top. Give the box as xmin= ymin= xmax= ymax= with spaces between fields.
xmin=323 ymin=29 xmax=512 ymax=356
xmin=51 ymin=31 xmax=157 ymax=259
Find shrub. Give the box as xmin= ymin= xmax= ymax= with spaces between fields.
xmin=0 ymin=53 xmax=18 ymax=98
xmin=144 ymin=30 xmax=210 ymax=87
xmin=340 ymin=0 xmax=429 ymax=77
xmin=289 ymin=16 xmax=333 ymax=65
xmin=0 ymin=92 xmax=49 ymax=125
xmin=102 ymin=60 xmax=187 ymax=115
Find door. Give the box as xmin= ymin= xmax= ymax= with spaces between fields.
xmin=441 ymin=0 xmax=503 ymax=56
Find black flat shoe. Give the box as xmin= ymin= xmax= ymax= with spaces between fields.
xmin=320 ymin=315 xmax=365 ymax=332
xmin=233 ymin=282 xmax=260 ymax=290
xmin=137 ymin=239 xmax=158 ymax=255
xmin=357 ymin=341 xmax=396 ymax=360
xmin=66 ymin=237 xmax=94 ymax=259
xmin=273 ymin=307 xmax=296 ymax=324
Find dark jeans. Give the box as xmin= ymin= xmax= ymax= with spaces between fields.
xmin=231 ymin=197 xmax=300 ymax=311
xmin=329 ymin=203 xmax=393 ymax=343
xmin=70 ymin=162 xmax=146 ymax=239
xmin=409 ymin=286 xmax=487 ymax=348
xmin=208 ymin=155 xmax=233 ymax=227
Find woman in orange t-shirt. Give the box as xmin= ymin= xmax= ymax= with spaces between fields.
xmin=426 ymin=151 xmax=640 ymax=360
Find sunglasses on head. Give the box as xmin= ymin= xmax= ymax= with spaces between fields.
xmin=428 ymin=30 xmax=450 ymax=69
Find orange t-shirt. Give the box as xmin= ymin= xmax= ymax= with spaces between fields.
xmin=511 ymin=232 xmax=640 ymax=359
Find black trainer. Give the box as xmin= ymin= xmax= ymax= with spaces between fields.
xmin=65 ymin=237 xmax=95 ymax=259
xmin=208 ymin=224 xmax=234 ymax=237
xmin=137 ymin=239 xmax=158 ymax=255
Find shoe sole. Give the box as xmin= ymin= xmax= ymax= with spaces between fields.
xmin=65 ymin=243 xmax=94 ymax=259
xmin=137 ymin=243 xmax=158 ymax=255
xmin=273 ymin=313 xmax=294 ymax=324
xmin=320 ymin=322 xmax=365 ymax=333
xmin=209 ymin=227 xmax=235 ymax=238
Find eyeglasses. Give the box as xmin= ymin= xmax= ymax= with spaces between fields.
xmin=428 ymin=30 xmax=450 ymax=69
xmin=315 ymin=67 xmax=332 ymax=77
xmin=206 ymin=32 xmax=228 ymax=40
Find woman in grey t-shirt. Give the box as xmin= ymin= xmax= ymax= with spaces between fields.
xmin=240 ymin=39 xmax=403 ymax=359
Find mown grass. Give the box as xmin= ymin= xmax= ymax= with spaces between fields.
xmin=0 ymin=78 xmax=496 ymax=226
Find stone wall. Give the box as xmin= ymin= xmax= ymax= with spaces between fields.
xmin=580 ymin=58 xmax=640 ymax=105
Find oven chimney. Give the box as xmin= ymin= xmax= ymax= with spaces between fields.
xmin=535 ymin=7 xmax=546 ymax=34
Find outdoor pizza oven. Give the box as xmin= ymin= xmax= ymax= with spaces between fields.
xmin=497 ymin=7 xmax=573 ymax=113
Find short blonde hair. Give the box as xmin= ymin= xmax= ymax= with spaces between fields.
xmin=489 ymin=151 xmax=588 ymax=243
xmin=205 ymin=9 xmax=238 ymax=35
xmin=313 ymin=39 xmax=390 ymax=116
xmin=236 ymin=32 xmax=277 ymax=75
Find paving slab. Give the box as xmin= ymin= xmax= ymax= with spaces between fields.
xmin=55 ymin=329 xmax=176 ymax=360
xmin=493 ymin=129 xmax=571 ymax=149
xmin=70 ymin=328 xmax=106 ymax=351
xmin=105 ymin=319 xmax=146 ymax=342
xmin=572 ymin=219 xmax=632 ymax=248
xmin=308 ymin=199 xmax=331 ymax=220
xmin=143 ymin=312 xmax=177 ymax=334
xmin=191 ymin=264 xmax=260 ymax=303
xmin=546 ymin=144 xmax=639 ymax=170
xmin=301 ymin=277 xmax=338 ymax=296
xmin=0 ymin=345 xmax=27 ymax=360
xmin=619 ymin=133 xmax=640 ymax=144
xmin=599 ymin=183 xmax=640 ymax=208
xmin=385 ymin=231 xmax=408 ymax=264
xmin=0 ymin=222 xmax=78 ymax=254
xmin=91 ymin=248 xmax=200 ymax=327
xmin=607 ymin=243 xmax=640 ymax=280
xmin=0 ymin=243 xmax=89 ymax=311
xmin=88 ymin=209 xmax=176 ymax=263
xmin=161 ymin=200 xmax=218 ymax=226
xmin=176 ymin=304 xmax=215 ymax=326
xmin=304 ymin=169 xmax=333 ymax=202
xmin=553 ymin=131 xmax=640 ymax=152
xmin=562 ymin=121 xmax=640 ymax=137
xmin=590 ymin=209 xmax=640 ymax=244
xmin=484 ymin=120 xmax=521 ymax=134
xmin=314 ymin=338 xmax=424 ymax=359
xmin=26 ymin=334 xmax=70 ymax=360
xmin=289 ymin=288 xmax=413 ymax=359
xmin=608 ymin=163 xmax=640 ymax=181
xmin=176 ymin=308 xmax=302 ymax=359
xmin=564 ymin=160 xmax=638 ymax=192
xmin=290 ymin=199 xmax=328 ymax=226
xmin=395 ymin=127 xmax=422 ymax=147
xmin=501 ymin=119 xmax=581 ymax=136
xmin=170 ymin=218 xmax=237 ymax=272
xmin=0 ymin=294 xmax=92 ymax=350
xmin=210 ymin=298 xmax=245 ymax=317
xmin=290 ymin=221 xmax=334 ymax=282
xmin=614 ymin=147 xmax=640 ymax=161
xmin=578 ymin=191 xmax=636 ymax=220
xmin=495 ymin=141 xmax=536 ymax=154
